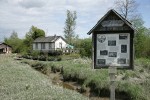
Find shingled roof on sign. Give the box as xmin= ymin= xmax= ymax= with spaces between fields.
xmin=87 ymin=9 xmax=135 ymax=35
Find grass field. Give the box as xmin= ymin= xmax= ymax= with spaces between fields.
xmin=1 ymin=54 xmax=149 ymax=100
xmin=0 ymin=54 xmax=88 ymax=100
xmin=22 ymin=57 xmax=150 ymax=100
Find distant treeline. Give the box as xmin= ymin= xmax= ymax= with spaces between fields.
xmin=4 ymin=25 xmax=150 ymax=58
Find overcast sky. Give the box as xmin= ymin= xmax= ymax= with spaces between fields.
xmin=0 ymin=0 xmax=150 ymax=42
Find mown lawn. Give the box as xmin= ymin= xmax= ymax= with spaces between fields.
xmin=0 ymin=54 xmax=88 ymax=100
xmin=22 ymin=57 xmax=150 ymax=100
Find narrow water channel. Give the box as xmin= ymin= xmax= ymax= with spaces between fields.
xmin=48 ymin=72 xmax=110 ymax=100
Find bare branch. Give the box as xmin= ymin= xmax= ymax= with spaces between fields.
xmin=114 ymin=0 xmax=138 ymax=20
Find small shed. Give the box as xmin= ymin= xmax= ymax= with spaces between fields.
xmin=0 ymin=43 xmax=12 ymax=54
xmin=66 ymin=44 xmax=74 ymax=49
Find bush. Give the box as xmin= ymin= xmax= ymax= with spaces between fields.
xmin=48 ymin=50 xmax=62 ymax=56
xmin=31 ymin=51 xmax=40 ymax=60
xmin=39 ymin=55 xmax=47 ymax=61
xmin=21 ymin=58 xmax=149 ymax=100
xmin=40 ymin=51 xmax=45 ymax=55
xmin=78 ymin=38 xmax=92 ymax=57
xmin=61 ymin=53 xmax=80 ymax=60
xmin=47 ymin=56 xmax=55 ymax=61
xmin=57 ymin=57 xmax=62 ymax=61
xmin=0 ymin=55 xmax=87 ymax=100
xmin=24 ymin=55 xmax=32 ymax=59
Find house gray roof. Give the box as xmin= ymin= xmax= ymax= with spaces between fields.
xmin=87 ymin=9 xmax=135 ymax=35
xmin=33 ymin=36 xmax=66 ymax=43
xmin=0 ymin=42 xmax=12 ymax=49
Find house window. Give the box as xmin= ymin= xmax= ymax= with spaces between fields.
xmin=35 ymin=43 xmax=38 ymax=49
xmin=49 ymin=43 xmax=52 ymax=49
xmin=59 ymin=42 xmax=62 ymax=48
xmin=41 ymin=43 xmax=45 ymax=49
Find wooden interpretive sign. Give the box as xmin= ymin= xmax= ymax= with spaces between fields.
xmin=87 ymin=9 xmax=135 ymax=69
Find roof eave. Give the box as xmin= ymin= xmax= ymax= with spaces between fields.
xmin=87 ymin=10 xmax=112 ymax=35
xmin=87 ymin=9 xmax=135 ymax=35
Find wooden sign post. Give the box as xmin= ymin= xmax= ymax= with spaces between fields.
xmin=109 ymin=66 xmax=117 ymax=100
xmin=87 ymin=9 xmax=135 ymax=100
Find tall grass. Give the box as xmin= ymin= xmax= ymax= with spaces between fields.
xmin=0 ymin=54 xmax=88 ymax=100
xmin=22 ymin=57 xmax=150 ymax=100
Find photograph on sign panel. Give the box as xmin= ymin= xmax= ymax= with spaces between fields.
xmin=117 ymin=58 xmax=126 ymax=64
xmin=97 ymin=35 xmax=106 ymax=43
xmin=100 ymin=50 xmax=108 ymax=55
xmin=109 ymin=52 xmax=117 ymax=57
xmin=108 ymin=40 xmax=116 ymax=46
xmin=119 ymin=34 xmax=128 ymax=39
xmin=97 ymin=59 xmax=106 ymax=65
xmin=121 ymin=45 xmax=127 ymax=53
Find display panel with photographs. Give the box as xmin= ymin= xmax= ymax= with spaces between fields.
xmin=119 ymin=34 xmax=128 ymax=39
xmin=121 ymin=45 xmax=127 ymax=53
xmin=117 ymin=58 xmax=126 ymax=64
xmin=109 ymin=52 xmax=117 ymax=57
xmin=96 ymin=33 xmax=130 ymax=67
xmin=100 ymin=50 xmax=108 ymax=55
xmin=108 ymin=40 xmax=116 ymax=46
xmin=97 ymin=59 xmax=106 ymax=65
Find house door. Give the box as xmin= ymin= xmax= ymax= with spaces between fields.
xmin=0 ymin=49 xmax=3 ymax=54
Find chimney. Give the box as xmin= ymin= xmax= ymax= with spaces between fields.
xmin=54 ymin=34 xmax=57 ymax=39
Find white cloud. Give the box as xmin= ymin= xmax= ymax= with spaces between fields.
xmin=0 ymin=0 xmax=115 ymax=41
xmin=18 ymin=0 xmax=46 ymax=9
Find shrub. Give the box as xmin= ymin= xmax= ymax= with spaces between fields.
xmin=31 ymin=51 xmax=40 ymax=60
xmin=116 ymin=81 xmax=146 ymax=100
xmin=48 ymin=50 xmax=62 ymax=56
xmin=0 ymin=55 xmax=88 ymax=100
xmin=57 ymin=57 xmax=62 ymax=61
xmin=39 ymin=55 xmax=47 ymax=61
xmin=47 ymin=56 xmax=55 ymax=61
xmin=61 ymin=53 xmax=80 ymax=60
xmin=40 ymin=51 xmax=45 ymax=55
xmin=21 ymin=57 xmax=149 ymax=100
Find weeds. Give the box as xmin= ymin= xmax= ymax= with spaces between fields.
xmin=0 ymin=55 xmax=87 ymax=100
xmin=21 ymin=57 xmax=150 ymax=100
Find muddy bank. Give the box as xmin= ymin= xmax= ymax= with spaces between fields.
xmin=48 ymin=72 xmax=111 ymax=100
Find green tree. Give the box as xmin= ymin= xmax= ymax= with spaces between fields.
xmin=64 ymin=10 xmax=77 ymax=45
xmin=114 ymin=0 xmax=150 ymax=58
xmin=134 ymin=27 xmax=146 ymax=57
xmin=24 ymin=26 xmax=45 ymax=52
xmin=79 ymin=38 xmax=92 ymax=57
xmin=4 ymin=31 xmax=24 ymax=53
xmin=134 ymin=26 xmax=150 ymax=58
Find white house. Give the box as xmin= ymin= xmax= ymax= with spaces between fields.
xmin=33 ymin=35 xmax=67 ymax=52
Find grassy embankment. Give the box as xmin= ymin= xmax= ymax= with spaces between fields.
xmin=22 ymin=56 xmax=150 ymax=100
xmin=0 ymin=54 xmax=88 ymax=100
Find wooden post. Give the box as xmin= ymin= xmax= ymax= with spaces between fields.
xmin=92 ymin=33 xmax=94 ymax=69
xmin=109 ymin=66 xmax=117 ymax=100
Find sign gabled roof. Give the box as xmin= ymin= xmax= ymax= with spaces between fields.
xmin=87 ymin=9 xmax=135 ymax=35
